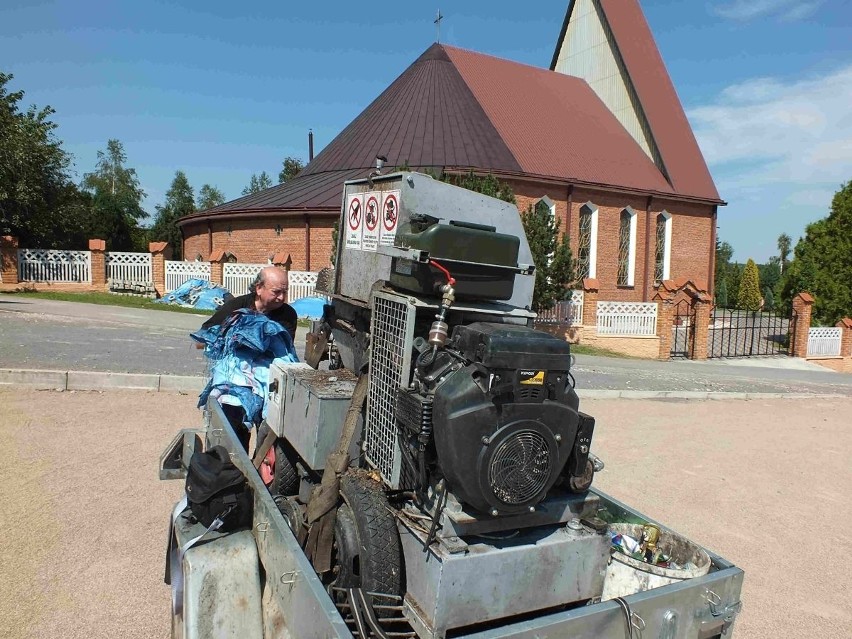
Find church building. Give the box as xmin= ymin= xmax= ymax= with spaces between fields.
xmin=179 ymin=0 xmax=721 ymax=302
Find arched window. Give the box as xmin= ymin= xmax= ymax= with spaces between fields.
xmin=617 ymin=207 xmax=637 ymax=287
xmin=654 ymin=211 xmax=672 ymax=284
xmin=576 ymin=203 xmax=598 ymax=280
xmin=535 ymin=196 xmax=556 ymax=219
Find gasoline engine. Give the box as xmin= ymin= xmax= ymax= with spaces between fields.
xmin=266 ymin=172 xmax=608 ymax=639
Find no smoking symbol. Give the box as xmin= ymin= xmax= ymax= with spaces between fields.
xmin=348 ymin=198 xmax=361 ymax=230
xmin=365 ymin=196 xmax=379 ymax=231
xmin=383 ymin=195 xmax=398 ymax=231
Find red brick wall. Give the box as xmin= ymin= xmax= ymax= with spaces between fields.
xmin=504 ymin=180 xmax=714 ymax=301
xmin=183 ymin=214 xmax=338 ymax=271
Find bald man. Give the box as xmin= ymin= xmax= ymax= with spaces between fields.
xmin=201 ymin=266 xmax=297 ymax=341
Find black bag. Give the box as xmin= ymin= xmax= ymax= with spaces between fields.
xmin=185 ymin=445 xmax=252 ymax=531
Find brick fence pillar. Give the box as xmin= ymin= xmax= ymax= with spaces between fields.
xmin=208 ymin=249 xmax=228 ymax=286
xmin=656 ymin=300 xmax=674 ymax=359
xmin=837 ymin=318 xmax=852 ymax=357
xmin=1 ymin=235 xmax=19 ymax=284
xmin=88 ymin=239 xmax=107 ymax=289
xmin=581 ymin=278 xmax=599 ymax=329
xmin=691 ymin=299 xmax=711 ymax=360
xmin=791 ymin=292 xmax=814 ymax=357
xmin=149 ymin=241 xmax=172 ymax=297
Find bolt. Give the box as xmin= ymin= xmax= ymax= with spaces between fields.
xmin=490 ymin=508 xmax=499 ymax=516
xmin=580 ymin=445 xmax=589 ymax=454
xmin=554 ymin=434 xmax=562 ymax=442
xmin=481 ymin=436 xmax=490 ymax=445
xmin=529 ymin=506 xmax=535 ymax=513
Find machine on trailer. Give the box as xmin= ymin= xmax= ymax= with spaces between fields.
xmin=161 ymin=171 xmax=744 ymax=639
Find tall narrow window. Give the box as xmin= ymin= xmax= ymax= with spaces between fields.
xmin=654 ymin=211 xmax=672 ymax=285
xmin=576 ymin=203 xmax=597 ymax=279
xmin=617 ymin=207 xmax=637 ymax=287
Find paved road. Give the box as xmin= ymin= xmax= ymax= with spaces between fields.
xmin=2 ymin=294 xmax=850 ymax=395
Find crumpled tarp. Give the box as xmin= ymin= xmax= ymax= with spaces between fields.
xmin=156 ymin=278 xmax=232 ymax=310
xmin=191 ymin=309 xmax=299 ymax=427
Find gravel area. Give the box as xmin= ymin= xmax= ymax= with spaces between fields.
xmin=1 ymin=390 xmax=850 ymax=638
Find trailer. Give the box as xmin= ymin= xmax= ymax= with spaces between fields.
xmin=161 ymin=171 xmax=743 ymax=638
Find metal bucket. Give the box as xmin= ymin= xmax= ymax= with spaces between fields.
xmin=601 ymin=523 xmax=711 ymax=600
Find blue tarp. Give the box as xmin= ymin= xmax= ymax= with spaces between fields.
xmin=155 ymin=278 xmax=232 ymax=310
xmin=289 ymin=295 xmax=327 ymax=320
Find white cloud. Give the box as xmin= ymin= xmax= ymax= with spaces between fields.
xmin=711 ymin=0 xmax=823 ymax=21
xmin=688 ymin=65 xmax=852 ymax=261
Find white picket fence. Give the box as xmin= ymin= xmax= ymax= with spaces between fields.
xmin=223 ymin=263 xmax=266 ymax=296
xmin=288 ymin=270 xmax=319 ymax=302
xmin=596 ymin=301 xmax=658 ymax=336
xmin=17 ymin=249 xmax=91 ymax=283
xmin=807 ymin=327 xmax=842 ymax=357
xmin=535 ymin=290 xmax=584 ymax=325
xmin=107 ymin=252 xmax=152 ymax=284
xmin=165 ymin=260 xmax=211 ymax=292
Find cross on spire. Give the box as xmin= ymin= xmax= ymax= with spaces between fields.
xmin=434 ymin=9 xmax=443 ymax=43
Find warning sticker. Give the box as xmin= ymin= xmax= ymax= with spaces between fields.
xmin=363 ymin=193 xmax=380 ymax=252
xmin=519 ymin=370 xmax=545 ymax=385
xmin=380 ymin=190 xmax=400 ymax=246
xmin=345 ymin=193 xmax=363 ymax=250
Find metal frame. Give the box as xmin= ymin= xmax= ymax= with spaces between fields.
xmin=670 ymin=299 xmax=695 ymax=358
xmin=708 ymin=305 xmax=795 ymax=358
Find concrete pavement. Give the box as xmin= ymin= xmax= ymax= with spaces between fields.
xmin=1 ymin=293 xmax=849 ymax=398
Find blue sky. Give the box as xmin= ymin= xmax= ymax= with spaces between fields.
xmin=2 ymin=0 xmax=850 ymax=263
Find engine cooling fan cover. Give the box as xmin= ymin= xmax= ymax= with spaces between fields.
xmin=485 ymin=422 xmax=555 ymax=507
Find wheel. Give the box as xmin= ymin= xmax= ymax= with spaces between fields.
xmin=269 ymin=438 xmax=300 ymax=496
xmin=567 ymin=458 xmax=595 ymax=493
xmin=328 ymin=472 xmax=403 ymax=597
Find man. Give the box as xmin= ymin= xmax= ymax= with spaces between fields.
xmin=201 ymin=266 xmax=297 ymax=341
xmin=197 ymin=266 xmax=297 ymax=451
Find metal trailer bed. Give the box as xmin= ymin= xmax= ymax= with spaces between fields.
xmin=162 ymin=400 xmax=743 ymax=639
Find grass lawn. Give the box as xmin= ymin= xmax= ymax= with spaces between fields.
xmin=570 ymin=343 xmax=635 ymax=359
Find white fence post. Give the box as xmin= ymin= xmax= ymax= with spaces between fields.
xmin=223 ymin=263 xmax=266 ymax=296
xmin=164 ymin=260 xmax=211 ymax=293
xmin=287 ymin=270 xmax=319 ymax=301
xmin=807 ymin=327 xmax=842 ymax=357
xmin=106 ymin=252 xmax=152 ymax=285
xmin=596 ymin=301 xmax=658 ymax=336
xmin=17 ymin=249 xmax=91 ymax=283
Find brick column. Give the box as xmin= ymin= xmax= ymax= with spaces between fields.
xmin=691 ymin=299 xmax=711 ymax=360
xmin=149 ymin=241 xmax=172 ymax=297
xmin=1 ymin=235 xmax=19 ymax=284
xmin=88 ymin=239 xmax=107 ymax=289
xmin=656 ymin=300 xmax=674 ymax=359
xmin=791 ymin=292 xmax=814 ymax=357
xmin=581 ymin=278 xmax=599 ymax=328
xmin=208 ymin=249 xmax=229 ymax=286
xmin=837 ymin=318 xmax=852 ymax=357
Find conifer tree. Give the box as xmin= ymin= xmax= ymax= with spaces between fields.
xmin=737 ymin=258 xmax=762 ymax=311
xmin=716 ymin=279 xmax=728 ymax=308
xmin=521 ymin=200 xmax=575 ymax=313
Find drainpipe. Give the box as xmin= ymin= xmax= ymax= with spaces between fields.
xmin=642 ymin=195 xmax=653 ymax=300
xmin=709 ymin=206 xmax=718 ymax=301
xmin=304 ymin=214 xmax=311 ymax=271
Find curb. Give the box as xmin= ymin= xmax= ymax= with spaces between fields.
xmin=0 ymin=368 xmax=844 ymax=400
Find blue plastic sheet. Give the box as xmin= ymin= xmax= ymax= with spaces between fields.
xmin=289 ymin=295 xmax=327 ymax=320
xmin=155 ymin=278 xmax=232 ymax=310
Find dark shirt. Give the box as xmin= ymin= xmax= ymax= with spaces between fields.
xmin=202 ymin=293 xmax=297 ymax=341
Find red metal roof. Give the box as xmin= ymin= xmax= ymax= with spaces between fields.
xmin=188 ymin=37 xmax=719 ymax=222
xmin=444 ymin=45 xmax=676 ymax=195
xmin=550 ymin=0 xmax=720 ymax=200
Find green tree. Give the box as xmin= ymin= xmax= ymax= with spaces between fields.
xmin=521 ymin=200 xmax=575 ymax=313
xmin=0 ymin=72 xmax=89 ymax=248
xmin=758 ymin=257 xmax=781 ymax=296
xmin=242 ymin=171 xmax=273 ymax=195
xmin=781 ymin=180 xmax=852 ymax=324
xmin=330 ymin=218 xmax=339 ymax=266
xmin=714 ymin=239 xmax=734 ymax=297
xmin=737 ymin=258 xmax=762 ymax=311
xmin=716 ymin=279 xmax=728 ymax=308
xmin=763 ymin=286 xmax=774 ymax=311
xmin=777 ymin=233 xmax=791 ymax=274
xmin=81 ymin=139 xmax=147 ymax=251
xmin=150 ymin=171 xmax=194 ymax=260
xmin=278 ymin=157 xmax=304 ymax=183
xmin=197 ymin=184 xmax=225 ymax=210
xmin=440 ymin=171 xmax=516 ymax=204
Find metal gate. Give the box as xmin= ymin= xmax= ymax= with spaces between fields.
xmin=708 ymin=306 xmax=794 ymax=358
xmin=670 ymin=299 xmax=695 ymax=358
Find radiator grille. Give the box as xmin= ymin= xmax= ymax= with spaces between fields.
xmin=366 ymin=292 xmax=416 ymax=488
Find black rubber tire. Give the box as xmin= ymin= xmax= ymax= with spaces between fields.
xmin=332 ymin=472 xmax=403 ymax=596
xmin=270 ymin=438 xmax=300 ymax=497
